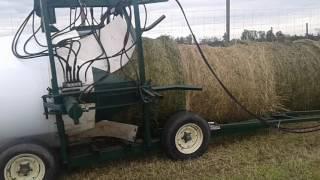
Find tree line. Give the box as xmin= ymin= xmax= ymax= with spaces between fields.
xmin=173 ymin=27 xmax=320 ymax=47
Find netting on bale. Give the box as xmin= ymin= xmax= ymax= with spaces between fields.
xmin=114 ymin=37 xmax=320 ymax=125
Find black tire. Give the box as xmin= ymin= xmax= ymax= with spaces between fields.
xmin=162 ymin=111 xmax=211 ymax=160
xmin=0 ymin=142 xmax=58 ymax=180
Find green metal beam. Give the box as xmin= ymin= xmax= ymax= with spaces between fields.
xmin=40 ymin=0 xmax=69 ymax=164
xmin=218 ymin=114 xmax=320 ymax=133
xmin=152 ymin=85 xmax=202 ymax=92
xmin=68 ymin=141 xmax=161 ymax=168
xmin=133 ymin=1 xmax=146 ymax=84
xmin=35 ymin=0 xmax=168 ymax=9
xmin=131 ymin=0 xmax=153 ymax=149
xmin=40 ymin=0 xmax=59 ymax=95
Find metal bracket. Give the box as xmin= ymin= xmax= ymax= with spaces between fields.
xmin=42 ymin=95 xmax=64 ymax=119
xmin=208 ymin=122 xmax=221 ymax=131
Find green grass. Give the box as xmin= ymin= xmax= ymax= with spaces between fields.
xmin=62 ymin=129 xmax=320 ymax=180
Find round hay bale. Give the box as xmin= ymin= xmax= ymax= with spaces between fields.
xmin=179 ymin=43 xmax=282 ymax=123
xmin=112 ymin=38 xmax=320 ymax=125
xmin=112 ymin=37 xmax=186 ymax=127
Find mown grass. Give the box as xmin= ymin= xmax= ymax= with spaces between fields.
xmin=62 ymin=128 xmax=320 ymax=180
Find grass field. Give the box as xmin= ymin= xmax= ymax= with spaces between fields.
xmin=62 ymin=127 xmax=320 ymax=180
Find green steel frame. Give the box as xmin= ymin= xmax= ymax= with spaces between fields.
xmin=38 ymin=0 xmax=202 ymax=167
xmin=37 ymin=0 xmax=320 ymax=169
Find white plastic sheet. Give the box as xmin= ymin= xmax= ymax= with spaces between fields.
xmin=0 ymin=16 xmax=135 ymax=140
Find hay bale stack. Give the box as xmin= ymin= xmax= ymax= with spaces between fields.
xmin=116 ymin=37 xmax=320 ymax=124
xmin=179 ymin=43 xmax=281 ymax=123
xmin=114 ymin=37 xmax=186 ymax=126
xmin=270 ymin=40 xmax=320 ymax=110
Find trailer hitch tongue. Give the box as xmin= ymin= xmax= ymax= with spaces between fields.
xmin=63 ymin=96 xmax=83 ymax=124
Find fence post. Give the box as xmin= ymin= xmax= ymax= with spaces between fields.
xmin=226 ymin=0 xmax=230 ymax=42
xmin=306 ymin=23 xmax=309 ymax=38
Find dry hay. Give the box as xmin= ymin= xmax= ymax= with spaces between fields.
xmin=112 ymin=37 xmax=186 ymax=126
xmin=179 ymin=43 xmax=281 ymax=123
xmin=272 ymin=40 xmax=320 ymax=110
xmin=114 ymin=37 xmax=320 ymax=124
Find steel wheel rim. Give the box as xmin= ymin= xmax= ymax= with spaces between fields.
xmin=4 ymin=154 xmax=46 ymax=180
xmin=175 ymin=123 xmax=204 ymax=154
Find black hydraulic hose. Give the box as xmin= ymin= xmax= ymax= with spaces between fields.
xmin=143 ymin=5 xmax=148 ymax=31
xmin=77 ymin=6 xmax=135 ymax=80
xmin=77 ymin=41 xmax=136 ymax=72
xmin=55 ymin=51 xmax=67 ymax=82
xmin=52 ymin=8 xmax=82 ymax=39
xmin=66 ymin=43 xmax=74 ymax=81
xmin=23 ymin=25 xmax=48 ymax=56
xmin=77 ymin=2 xmax=140 ymax=102
xmin=80 ymin=5 xmax=111 ymax=75
xmin=175 ymin=0 xmax=268 ymax=126
xmin=31 ymin=12 xmax=46 ymax=48
xmin=71 ymin=41 xmax=82 ymax=82
xmin=174 ymin=0 xmax=320 ymax=133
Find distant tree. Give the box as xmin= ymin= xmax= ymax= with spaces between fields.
xmin=276 ymin=31 xmax=285 ymax=42
xmin=257 ymin=31 xmax=266 ymax=41
xmin=185 ymin=34 xmax=193 ymax=44
xmin=200 ymin=37 xmax=219 ymax=44
xmin=223 ymin=32 xmax=228 ymax=42
xmin=266 ymin=27 xmax=276 ymax=42
xmin=175 ymin=37 xmax=184 ymax=44
xmin=200 ymin=37 xmax=224 ymax=47
xmin=175 ymin=34 xmax=193 ymax=44
xmin=315 ymin=28 xmax=320 ymax=36
xmin=241 ymin=30 xmax=258 ymax=41
xmin=158 ymin=35 xmax=174 ymax=41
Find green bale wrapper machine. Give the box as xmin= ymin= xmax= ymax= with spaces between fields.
xmin=1 ymin=0 xmax=320 ymax=179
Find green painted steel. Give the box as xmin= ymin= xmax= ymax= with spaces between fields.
xmin=68 ymin=141 xmax=161 ymax=168
xmin=152 ymin=85 xmax=202 ymax=92
xmin=39 ymin=0 xmax=69 ymax=165
xmin=133 ymin=0 xmax=146 ymax=84
xmin=35 ymin=0 xmax=168 ymax=9
xmin=36 ymin=0 xmax=320 ymax=169
xmin=39 ymin=0 xmax=59 ymax=95
xmin=37 ymin=0 xmax=179 ymax=168
xmin=214 ymin=111 xmax=320 ymax=135
xmin=63 ymin=97 xmax=83 ymax=124
xmin=132 ymin=0 xmax=153 ymax=149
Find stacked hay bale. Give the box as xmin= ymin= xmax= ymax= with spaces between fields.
xmin=270 ymin=40 xmax=320 ymax=110
xmin=116 ymin=37 xmax=320 ymax=125
xmin=179 ymin=43 xmax=281 ymax=123
xmin=113 ymin=37 xmax=186 ymax=126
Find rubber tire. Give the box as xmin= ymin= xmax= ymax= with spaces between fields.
xmin=162 ymin=111 xmax=211 ymax=160
xmin=0 ymin=143 xmax=57 ymax=180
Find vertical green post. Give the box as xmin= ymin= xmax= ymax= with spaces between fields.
xmin=40 ymin=0 xmax=69 ymax=164
xmin=40 ymin=0 xmax=59 ymax=94
xmin=132 ymin=0 xmax=152 ymax=148
xmin=133 ymin=0 xmax=146 ymax=84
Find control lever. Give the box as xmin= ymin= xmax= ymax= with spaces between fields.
xmin=142 ymin=15 xmax=166 ymax=32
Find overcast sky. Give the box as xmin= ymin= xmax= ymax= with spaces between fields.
xmin=1 ymin=0 xmax=320 ymax=38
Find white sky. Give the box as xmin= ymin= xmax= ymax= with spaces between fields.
xmin=1 ymin=0 xmax=320 ymax=39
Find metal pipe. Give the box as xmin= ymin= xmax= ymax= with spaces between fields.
xmin=133 ymin=0 xmax=146 ymax=84
xmin=40 ymin=0 xmax=59 ymax=95
xmin=226 ymin=0 xmax=230 ymax=42
xmin=40 ymin=0 xmax=69 ymax=164
xmin=132 ymin=0 xmax=152 ymax=148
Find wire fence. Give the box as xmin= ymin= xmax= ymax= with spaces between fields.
xmin=1 ymin=5 xmax=320 ymax=40
xmin=143 ymin=7 xmax=320 ymax=40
